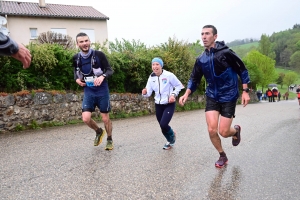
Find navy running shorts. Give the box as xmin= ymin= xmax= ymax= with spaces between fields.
xmin=82 ymin=93 xmax=111 ymax=113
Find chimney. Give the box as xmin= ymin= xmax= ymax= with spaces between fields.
xmin=39 ymin=0 xmax=46 ymax=8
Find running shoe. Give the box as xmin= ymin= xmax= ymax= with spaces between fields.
xmin=105 ymin=140 xmax=114 ymax=150
xmin=215 ymin=156 xmax=228 ymax=168
xmin=232 ymin=125 xmax=241 ymax=146
xmin=94 ymin=128 xmax=106 ymax=146
xmin=170 ymin=131 xmax=176 ymax=147
xmin=163 ymin=142 xmax=172 ymax=150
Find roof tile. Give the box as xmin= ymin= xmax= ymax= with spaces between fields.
xmin=0 ymin=1 xmax=109 ymax=20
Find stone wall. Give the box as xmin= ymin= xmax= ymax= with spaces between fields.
xmin=0 ymin=91 xmax=258 ymax=132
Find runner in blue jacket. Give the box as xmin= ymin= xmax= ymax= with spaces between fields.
xmin=142 ymin=57 xmax=184 ymax=150
xmin=179 ymin=25 xmax=250 ymax=168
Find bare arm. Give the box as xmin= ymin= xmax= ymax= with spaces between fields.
xmin=0 ymin=33 xmax=31 ymax=69
xmin=11 ymin=43 xmax=31 ymax=69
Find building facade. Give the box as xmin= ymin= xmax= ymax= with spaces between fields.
xmin=0 ymin=0 xmax=109 ymax=45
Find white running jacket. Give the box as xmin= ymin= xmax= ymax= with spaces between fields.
xmin=143 ymin=70 xmax=184 ymax=104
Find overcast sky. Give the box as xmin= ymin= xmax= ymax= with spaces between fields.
xmin=9 ymin=0 xmax=300 ymax=46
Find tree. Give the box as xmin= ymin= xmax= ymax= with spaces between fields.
xmin=242 ymin=59 xmax=261 ymax=90
xmin=280 ymin=48 xmax=293 ymax=68
xmin=232 ymin=44 xmax=257 ymax=59
xmin=37 ymin=31 xmax=75 ymax=50
xmin=243 ymin=50 xmax=277 ymax=91
xmin=296 ymin=40 xmax=300 ymax=51
xmin=258 ymin=34 xmax=275 ymax=59
xmin=188 ymin=40 xmax=204 ymax=57
xmin=276 ymin=72 xmax=285 ymax=88
xmin=285 ymin=32 xmax=300 ymax=53
xmin=270 ymin=31 xmax=291 ymax=64
xmin=160 ymin=37 xmax=197 ymax=92
xmin=283 ymin=71 xmax=298 ymax=90
xmin=293 ymin=24 xmax=300 ymax=29
xmin=289 ymin=51 xmax=300 ymax=71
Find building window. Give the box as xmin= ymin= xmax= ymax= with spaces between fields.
xmin=50 ymin=28 xmax=67 ymax=40
xmin=30 ymin=28 xmax=38 ymax=39
xmin=51 ymin=28 xmax=67 ymax=35
xmin=80 ymin=29 xmax=95 ymax=43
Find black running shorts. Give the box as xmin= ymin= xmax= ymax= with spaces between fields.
xmin=205 ymin=96 xmax=237 ymax=118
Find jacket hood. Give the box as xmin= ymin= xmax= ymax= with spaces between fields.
xmin=205 ymin=41 xmax=228 ymax=53
xmin=214 ymin=41 xmax=228 ymax=52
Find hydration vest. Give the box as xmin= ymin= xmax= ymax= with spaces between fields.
xmin=75 ymin=50 xmax=103 ymax=81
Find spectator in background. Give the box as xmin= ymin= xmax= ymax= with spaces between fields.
xmin=296 ymin=85 xmax=300 ymax=108
xmin=256 ymin=90 xmax=262 ymax=101
xmin=277 ymin=91 xmax=281 ymax=101
xmin=266 ymin=88 xmax=273 ymax=102
xmin=284 ymin=91 xmax=289 ymax=100
xmin=262 ymin=93 xmax=267 ymax=101
xmin=272 ymin=88 xmax=278 ymax=102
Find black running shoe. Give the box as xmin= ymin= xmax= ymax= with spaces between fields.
xmin=232 ymin=125 xmax=241 ymax=146
xmin=215 ymin=156 xmax=228 ymax=168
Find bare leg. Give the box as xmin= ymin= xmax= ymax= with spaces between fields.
xmin=218 ymin=116 xmax=237 ymax=139
xmin=205 ymin=111 xmax=223 ymax=153
xmin=206 ymin=111 xmax=238 ymax=153
xmin=82 ymin=111 xmax=99 ymax=131
xmin=101 ymin=113 xmax=112 ymax=137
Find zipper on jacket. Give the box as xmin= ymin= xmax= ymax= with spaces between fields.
xmin=158 ymin=76 xmax=162 ymax=104
xmin=209 ymin=51 xmax=218 ymax=102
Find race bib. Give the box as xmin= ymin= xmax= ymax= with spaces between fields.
xmin=84 ymin=76 xmax=95 ymax=87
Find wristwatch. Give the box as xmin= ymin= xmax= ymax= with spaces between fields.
xmin=242 ymin=88 xmax=250 ymax=93
xmin=102 ymin=74 xmax=107 ymax=78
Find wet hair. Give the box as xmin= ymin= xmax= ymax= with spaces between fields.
xmin=76 ymin=32 xmax=89 ymax=42
xmin=203 ymin=25 xmax=217 ymax=35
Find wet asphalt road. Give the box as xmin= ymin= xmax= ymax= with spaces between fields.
xmin=1 ymin=99 xmax=300 ymax=200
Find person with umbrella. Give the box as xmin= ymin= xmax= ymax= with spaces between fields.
xmin=272 ymin=87 xmax=278 ymax=102
xmin=268 ymin=83 xmax=277 ymax=88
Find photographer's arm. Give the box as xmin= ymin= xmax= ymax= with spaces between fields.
xmin=0 ymin=33 xmax=31 ymax=69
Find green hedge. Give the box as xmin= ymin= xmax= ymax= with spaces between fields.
xmin=0 ymin=38 xmax=205 ymax=94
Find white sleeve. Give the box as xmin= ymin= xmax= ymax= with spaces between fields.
xmin=170 ymin=73 xmax=184 ymax=97
xmin=142 ymin=76 xmax=153 ymax=97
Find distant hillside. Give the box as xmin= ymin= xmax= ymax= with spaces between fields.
xmin=226 ymin=39 xmax=259 ymax=47
xmin=230 ymin=42 xmax=259 ymax=58
xmin=231 ymin=42 xmax=259 ymax=51
xmin=227 ymin=24 xmax=300 ymax=70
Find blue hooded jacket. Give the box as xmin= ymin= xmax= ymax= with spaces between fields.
xmin=187 ymin=41 xmax=250 ymax=102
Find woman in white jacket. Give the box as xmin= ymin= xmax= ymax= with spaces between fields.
xmin=142 ymin=57 xmax=184 ymax=150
